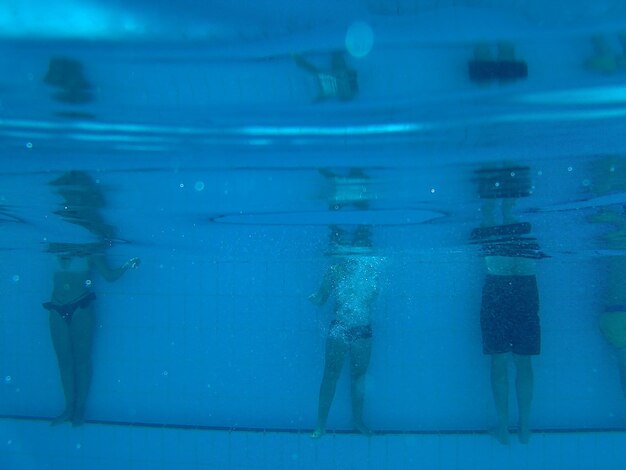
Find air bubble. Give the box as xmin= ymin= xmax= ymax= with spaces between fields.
xmin=26 ymin=142 xmax=33 ymax=149
xmin=11 ymin=275 xmax=19 ymax=282
xmin=345 ymin=21 xmax=374 ymax=58
xmin=85 ymin=279 xmax=92 ymax=287
xmin=179 ymin=183 xmax=184 ymax=188
xmin=4 ymin=376 xmax=11 ymax=384
xmin=195 ymin=181 xmax=205 ymax=191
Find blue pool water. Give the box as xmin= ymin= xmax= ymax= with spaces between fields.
xmin=2 ymin=1 xmax=626 ymax=469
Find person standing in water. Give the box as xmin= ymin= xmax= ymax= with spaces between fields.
xmin=44 ymin=243 xmax=139 ymax=426
xmin=587 ymin=156 xmax=626 ymax=399
xmin=471 ymin=165 xmax=546 ymax=444
xmin=309 ymin=225 xmax=383 ymax=438
xmin=45 ymin=171 xmax=140 ymax=426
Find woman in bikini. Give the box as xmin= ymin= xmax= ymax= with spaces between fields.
xmin=309 ymin=225 xmax=384 ymax=438
xmin=44 ymin=242 xmax=139 ymax=426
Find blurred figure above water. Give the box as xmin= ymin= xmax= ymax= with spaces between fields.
xmin=49 ymin=170 xmax=115 ymax=241
xmin=294 ymin=50 xmax=358 ymax=102
xmin=318 ymin=167 xmax=374 ymax=211
xmin=43 ymin=57 xmax=94 ymax=104
xmin=468 ymin=41 xmax=528 ymax=85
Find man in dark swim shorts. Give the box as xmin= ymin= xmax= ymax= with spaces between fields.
xmin=472 ymin=165 xmax=546 ymax=445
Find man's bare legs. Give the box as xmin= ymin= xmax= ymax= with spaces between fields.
xmin=513 ymin=354 xmax=534 ymax=443
xmin=489 ymin=353 xmax=534 ymax=444
xmin=490 ymin=353 xmax=510 ymax=444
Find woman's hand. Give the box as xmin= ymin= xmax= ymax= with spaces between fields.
xmin=308 ymin=292 xmax=323 ymax=305
xmin=125 ymin=257 xmax=141 ymax=269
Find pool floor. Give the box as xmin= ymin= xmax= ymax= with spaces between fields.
xmin=1 ymin=417 xmax=624 ymax=470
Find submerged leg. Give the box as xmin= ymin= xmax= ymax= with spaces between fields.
xmin=585 ymin=34 xmax=618 ymax=73
xmin=350 ymin=337 xmax=373 ymax=435
xmin=490 ymin=353 xmax=510 ymax=444
xmin=616 ymin=348 xmax=626 ymax=398
xmin=293 ymin=54 xmax=319 ymax=75
xmin=501 ymin=198 xmax=518 ymax=225
xmin=513 ymin=354 xmax=534 ymax=443
xmin=49 ymin=312 xmax=75 ymax=425
xmin=312 ymin=334 xmax=347 ymax=438
xmin=70 ymin=306 xmax=95 ymax=427
xmin=480 ymin=199 xmax=496 ymax=227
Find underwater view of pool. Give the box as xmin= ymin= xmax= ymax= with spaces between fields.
xmin=2 ymin=1 xmax=626 ymax=469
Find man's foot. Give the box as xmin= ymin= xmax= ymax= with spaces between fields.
xmin=71 ymin=416 xmax=85 ymax=427
xmin=50 ymin=410 xmax=73 ymax=426
xmin=588 ymin=210 xmax=623 ymax=225
xmin=311 ymin=427 xmax=325 ymax=439
xmin=585 ymin=55 xmax=618 ymax=74
xmin=518 ymin=424 xmax=531 ymax=444
xmin=489 ymin=425 xmax=510 ymax=445
xmin=72 ymin=408 xmax=85 ymax=427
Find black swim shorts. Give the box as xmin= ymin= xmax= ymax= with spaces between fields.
xmin=480 ymin=275 xmax=540 ymax=355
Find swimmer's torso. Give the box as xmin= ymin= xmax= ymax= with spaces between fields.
xmin=484 ymin=255 xmax=536 ymax=276
xmin=333 ymin=256 xmax=382 ymax=327
xmin=52 ymin=256 xmax=93 ymax=304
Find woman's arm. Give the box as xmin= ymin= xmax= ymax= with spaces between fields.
xmin=293 ymin=54 xmax=320 ymax=75
xmin=90 ymin=255 xmax=140 ymax=282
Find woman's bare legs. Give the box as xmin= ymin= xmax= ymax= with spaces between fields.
xmin=49 ymin=312 xmax=75 ymax=425
xmin=70 ymin=306 xmax=95 ymax=426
